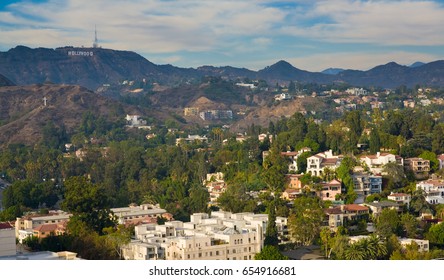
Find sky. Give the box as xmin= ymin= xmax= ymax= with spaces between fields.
xmin=1 ymin=0 xmax=444 ymax=72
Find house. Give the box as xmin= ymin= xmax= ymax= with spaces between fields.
xmin=362 ymin=201 xmax=402 ymax=216
xmin=176 ymin=135 xmax=208 ymax=146
xmin=351 ymin=173 xmax=383 ymax=203
xmin=324 ymin=204 xmax=369 ymax=231
xmin=404 ymin=157 xmax=430 ymax=179
xmin=275 ymin=92 xmax=291 ymax=101
xmin=360 ymin=152 xmax=403 ymax=175
xmin=416 ymin=179 xmax=444 ymax=204
xmin=32 ymin=223 xmax=66 ymax=239
xmin=281 ymin=147 xmax=312 ymax=173
xmin=281 ymin=188 xmax=302 ymax=201
xmin=126 ymin=114 xmax=147 ymax=127
xmin=399 ymin=238 xmax=429 ymax=252
xmin=387 ymin=192 xmax=411 ymax=207
xmin=206 ymin=181 xmax=227 ymax=204
xmin=307 ymin=150 xmax=342 ymax=177
xmin=318 ymin=179 xmax=342 ymax=201
xmin=15 ymin=211 xmax=71 ymax=238
xmin=258 ymin=133 xmax=273 ymax=143
xmin=438 ymin=154 xmax=444 ymax=170
xmin=184 ymin=107 xmax=199 ymax=116
xmin=0 ymin=222 xmax=15 ymax=257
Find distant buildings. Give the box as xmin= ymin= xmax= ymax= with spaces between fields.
xmin=199 ymin=110 xmax=233 ymax=121
xmin=176 ymin=135 xmax=208 ymax=146
xmin=346 ymin=88 xmax=367 ymax=96
xmin=111 ymin=204 xmax=169 ymax=226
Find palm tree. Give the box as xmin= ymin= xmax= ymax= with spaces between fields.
xmin=344 ymin=242 xmax=365 ymax=260
xmin=366 ymin=234 xmax=387 ymax=259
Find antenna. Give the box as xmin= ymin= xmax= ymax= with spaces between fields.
xmin=93 ymin=25 xmax=98 ymax=48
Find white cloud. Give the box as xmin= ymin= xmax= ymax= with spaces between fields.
xmin=282 ymin=0 xmax=444 ymax=46
xmin=0 ymin=0 xmax=287 ymax=54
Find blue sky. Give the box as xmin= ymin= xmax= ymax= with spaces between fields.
xmin=1 ymin=0 xmax=444 ymax=71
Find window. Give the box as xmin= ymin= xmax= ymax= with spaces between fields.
xmin=216 ymin=251 xmax=219 ymax=256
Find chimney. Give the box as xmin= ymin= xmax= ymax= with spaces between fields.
xmin=376 ymin=152 xmax=380 ymax=157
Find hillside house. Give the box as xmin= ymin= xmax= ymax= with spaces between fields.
xmin=318 ymin=179 xmax=342 ymax=201
xmin=324 ymin=204 xmax=369 ymax=231
xmin=404 ymin=157 xmax=430 ymax=179
xmin=307 ymin=150 xmax=342 ymax=177
xmin=351 ymin=173 xmax=383 ymax=203
xmin=416 ymin=179 xmax=444 ymax=204
xmin=387 ymin=192 xmax=411 ymax=207
xmin=360 ymin=152 xmax=403 ymax=175
xmin=280 ymin=147 xmax=312 ymax=173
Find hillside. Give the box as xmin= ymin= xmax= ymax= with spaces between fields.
xmin=232 ymin=96 xmax=327 ymax=130
xmin=2 ymin=46 xmax=444 ymax=89
xmin=0 ymin=84 xmax=157 ymax=146
xmin=0 ymin=46 xmax=199 ymax=90
xmin=0 ymin=74 xmax=14 ymax=87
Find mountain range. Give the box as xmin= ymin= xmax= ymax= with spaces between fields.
xmin=1 ymin=46 xmax=444 ymax=90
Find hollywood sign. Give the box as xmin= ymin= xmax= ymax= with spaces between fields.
xmin=67 ymin=50 xmax=94 ymax=57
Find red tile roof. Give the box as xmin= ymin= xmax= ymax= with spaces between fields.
xmin=344 ymin=204 xmax=369 ymax=212
xmin=33 ymin=224 xmax=58 ymax=232
xmin=388 ymin=193 xmax=409 ymax=197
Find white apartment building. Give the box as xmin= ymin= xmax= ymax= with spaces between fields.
xmin=111 ymin=204 xmax=167 ymax=225
xmin=346 ymin=88 xmax=367 ymax=96
xmin=416 ymin=180 xmax=444 ymax=204
xmin=360 ymin=152 xmax=404 ymax=175
xmin=122 ymin=211 xmax=287 ymax=260
xmin=307 ymin=150 xmax=342 ymax=177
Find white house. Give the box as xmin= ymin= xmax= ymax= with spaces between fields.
xmin=416 ymin=180 xmax=444 ymax=204
xmin=306 ymin=150 xmax=342 ymax=177
xmin=387 ymin=192 xmax=411 ymax=207
xmin=281 ymin=147 xmax=312 ymax=173
xmin=360 ymin=152 xmax=403 ymax=175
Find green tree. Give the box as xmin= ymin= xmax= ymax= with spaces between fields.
xmin=418 ymin=151 xmax=439 ymax=173
xmin=426 ymin=222 xmax=444 ymax=246
xmin=400 ymin=213 xmax=418 ymax=238
xmin=369 ymin=129 xmax=381 ymax=154
xmin=264 ymin=200 xmax=279 ymax=247
xmin=62 ymin=176 xmax=116 ymax=234
xmin=376 ymin=208 xmax=401 ymax=240
xmin=254 ymin=245 xmax=289 ymax=260
xmin=288 ymin=196 xmax=324 ymax=246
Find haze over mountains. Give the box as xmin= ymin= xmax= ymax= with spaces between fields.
xmin=1 ymin=46 xmax=444 ymax=90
